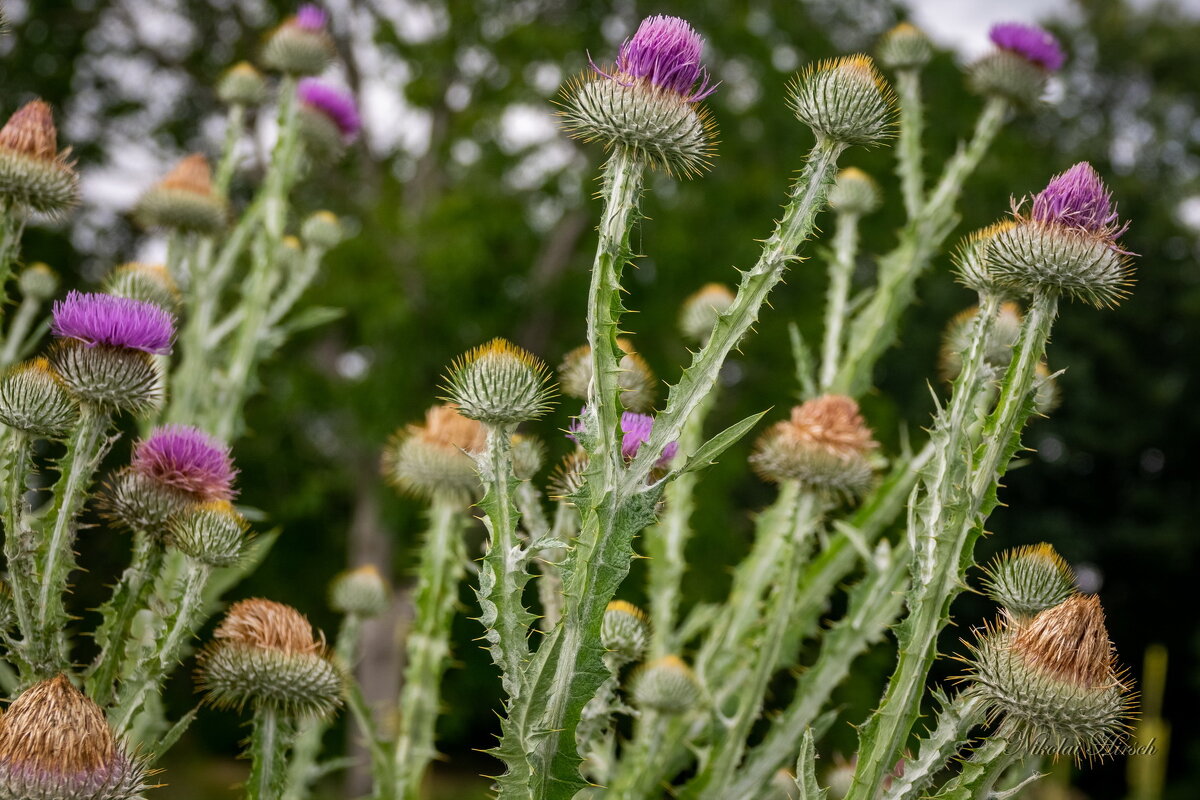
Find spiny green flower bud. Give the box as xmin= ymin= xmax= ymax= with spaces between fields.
xmin=510 ymin=434 xmax=546 ymax=481
xmin=103 ymin=262 xmax=181 ymax=312
xmin=134 ymin=153 xmax=227 ymax=234
xmin=876 ymin=22 xmax=933 ymax=70
xmin=989 ymin=219 xmax=1133 ymax=308
xmin=382 ymin=404 xmax=486 ymax=502
xmin=967 ymin=50 xmax=1049 ymax=107
xmin=631 ymin=655 xmax=701 ymax=714
xmin=169 ymin=501 xmax=249 ymax=567
xmin=790 ymin=55 xmax=895 ymax=146
xmin=952 ymin=221 xmax=1022 ymax=299
xmin=938 ymin=301 xmax=1023 ymax=384
xmin=444 ymin=338 xmax=555 ymax=425
xmin=0 ymin=100 xmax=79 ymax=217
xmin=259 ymin=8 xmax=335 ymax=76
xmin=982 ymin=543 xmax=1076 ymax=619
xmin=964 ymin=595 xmax=1133 ymax=759
xmin=0 ymin=358 xmax=79 ymax=437
xmin=329 ymin=564 xmax=390 ymax=618
xmin=17 ymin=263 xmax=58 ymax=301
xmin=301 ymin=210 xmax=342 ymax=249
xmin=679 ymin=283 xmax=734 ymax=345
xmin=827 ymin=167 xmax=881 ymax=216
xmin=279 ymin=235 xmax=305 ymax=271
xmin=100 ymin=468 xmax=192 ymax=533
xmin=601 ymin=600 xmax=649 ymax=664
xmin=557 ymin=338 xmax=657 ymax=412
xmin=49 ymin=342 xmax=165 ymax=414
xmin=198 ymin=598 xmax=343 ymax=718
xmin=216 ymin=61 xmax=267 ymax=107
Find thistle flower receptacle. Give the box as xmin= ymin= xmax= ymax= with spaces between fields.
xmin=0 ymin=358 xmax=79 ymax=437
xmin=951 ymin=221 xmax=1021 ymax=299
xmin=297 ymin=80 xmax=361 ymax=159
xmin=558 ymin=338 xmax=657 ymax=412
xmin=198 ymin=598 xmax=343 ymax=718
xmin=559 ymin=15 xmax=718 ymax=178
xmin=301 ymin=210 xmax=343 ymax=249
xmin=601 ymin=600 xmax=650 ymax=665
xmin=443 ymin=338 xmax=555 ymax=425
xmin=876 ymin=22 xmax=933 ymax=71
xmin=260 ymin=3 xmax=335 ymax=76
xmin=989 ymin=163 xmax=1134 ymax=308
xmin=0 ymin=675 xmax=150 ymax=800
xmin=789 ymin=55 xmax=895 ymax=146
xmin=134 ymin=153 xmax=226 ymax=234
xmin=216 ymin=61 xmax=267 ymax=107
xmin=168 ymin=501 xmax=249 ymax=567
xmin=631 ymin=655 xmax=701 ymax=714
xmin=938 ymin=302 xmax=1023 ymax=383
xmin=963 ymin=595 xmax=1134 ymax=759
xmin=18 ymin=262 xmax=59 ymax=301
xmin=827 ymin=167 xmax=882 ymax=216
xmin=382 ymin=403 xmax=487 ymax=502
xmin=981 ymin=543 xmax=1076 ymax=618
xmin=679 ymin=283 xmax=735 ymax=344
xmin=968 ymin=23 xmax=1065 ymax=106
xmin=329 ymin=564 xmax=390 ymax=618
xmin=750 ymin=395 xmax=879 ymax=500
xmin=103 ymin=263 xmax=181 ymax=312
xmin=0 ymin=100 xmax=79 ymax=216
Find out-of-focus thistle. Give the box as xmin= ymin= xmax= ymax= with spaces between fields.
xmin=560 ymin=14 xmax=717 ymax=178
xmin=938 ymin=302 xmax=1022 ymax=383
xmin=0 ymin=675 xmax=151 ymax=800
xmin=0 ymin=357 xmax=78 ymax=437
xmin=827 ymin=167 xmax=882 ymax=216
xmin=876 ymin=22 xmax=933 ymax=71
xmin=300 ymin=209 xmax=343 ymax=249
xmin=559 ymin=338 xmax=657 ymax=412
xmin=790 ymin=55 xmax=895 ymax=146
xmin=381 ymin=403 xmax=486 ymax=503
xmin=601 ymin=600 xmax=650 ymax=664
xmin=952 ymin=221 xmax=1022 ymax=300
xmin=133 ymin=154 xmax=226 ymax=235
xmin=631 ymin=655 xmax=701 ymax=714
xmin=217 ymin=61 xmax=268 ymax=107
xmin=329 ymin=564 xmax=390 ymax=619
xmin=444 ymin=338 xmax=555 ymax=425
xmin=678 ymin=283 xmax=734 ymax=345
xmin=0 ymin=100 xmax=79 ymax=217
xmin=969 ymin=22 xmax=1065 ymax=107
xmin=297 ymin=79 xmax=361 ymax=160
xmin=981 ymin=543 xmax=1076 ymax=619
xmin=260 ymin=3 xmax=334 ymax=76
xmin=751 ymin=395 xmax=878 ymax=501
xmin=103 ymin=263 xmax=181 ymax=312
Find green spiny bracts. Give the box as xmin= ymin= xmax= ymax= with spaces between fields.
xmin=631 ymin=655 xmax=701 ymax=714
xmin=790 ymin=55 xmax=895 ymax=146
xmin=601 ymin=600 xmax=650 ymax=664
xmin=168 ymin=501 xmax=248 ymax=567
xmin=443 ymin=338 xmax=556 ymax=425
xmin=557 ymin=339 xmax=658 ymax=413
xmin=217 ymin=61 xmax=267 ymax=107
xmin=103 ymin=263 xmax=181 ymax=312
xmin=99 ymin=468 xmax=192 ymax=533
xmin=0 ymin=357 xmax=79 ymax=437
xmin=989 ymin=219 xmax=1133 ymax=308
xmin=876 ymin=22 xmax=933 ymax=71
xmin=49 ymin=342 xmax=165 ymax=414
xmin=952 ymin=221 xmax=1021 ymax=300
xmin=981 ymin=543 xmax=1076 ymax=618
xmin=259 ymin=8 xmax=334 ymax=76
xmin=827 ymin=167 xmax=881 ymax=216
xmin=134 ymin=154 xmax=227 ymax=234
xmin=968 ymin=50 xmax=1050 ymax=107
xmin=382 ymin=403 xmax=487 ymax=503
xmin=329 ymin=564 xmax=390 ymax=618
xmin=0 ymin=100 xmax=79 ymax=217
xmin=17 ymin=262 xmax=58 ymax=301
xmin=678 ymin=284 xmax=735 ymax=345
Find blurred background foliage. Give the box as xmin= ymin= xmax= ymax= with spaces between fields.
xmin=2 ymin=0 xmax=1197 ymax=797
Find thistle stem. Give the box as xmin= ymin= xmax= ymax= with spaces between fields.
xmin=930 ymin=736 xmax=1020 ymax=800
xmin=820 ymin=210 xmax=861 ymax=390
xmin=0 ymin=200 xmax=27 ymax=306
xmin=215 ymin=103 xmax=246 ymax=196
xmin=881 ymin=692 xmax=988 ymax=800
xmin=1 ymin=430 xmax=35 ymax=651
xmin=895 ymin=68 xmax=926 ymax=220
xmin=249 ymin=704 xmax=293 ymax=800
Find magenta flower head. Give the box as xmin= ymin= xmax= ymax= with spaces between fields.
xmin=294 ymin=3 xmax=328 ymax=32
xmin=989 ymin=23 xmax=1065 ymax=72
xmin=132 ymin=425 xmax=238 ymax=502
xmin=603 ymin=15 xmax=716 ymax=102
xmin=298 ymin=79 xmax=362 ymax=140
xmin=52 ymin=291 xmax=174 ymax=355
xmin=620 ymin=411 xmax=678 ymax=468
xmin=1031 ymin=162 xmax=1124 ymax=237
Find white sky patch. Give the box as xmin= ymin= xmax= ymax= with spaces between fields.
xmin=497 ymin=104 xmax=558 ymax=153
xmin=901 ymin=0 xmax=1075 ymax=58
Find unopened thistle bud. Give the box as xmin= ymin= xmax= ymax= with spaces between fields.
xmin=679 ymin=283 xmax=734 ymax=344
xmin=301 ymin=210 xmax=342 ymax=249
xmin=103 ymin=262 xmax=181 ymax=312
xmin=297 ymin=80 xmax=361 ymax=160
xmin=216 ymin=61 xmax=267 ymax=107
xmin=329 ymin=564 xmax=390 ymax=618
xmin=968 ymin=23 xmax=1065 ymax=107
xmin=631 ymin=655 xmax=701 ymax=714
xmin=601 ymin=600 xmax=649 ymax=664
xmin=0 ymin=100 xmax=79 ymax=216
xmin=17 ymin=263 xmax=59 ymax=301
xmin=982 ymin=543 xmax=1076 ymax=618
xmin=560 ymin=15 xmax=718 ymax=178
xmin=989 ymin=163 xmax=1134 ymax=308
xmin=260 ymin=3 xmax=334 ymax=76
xmin=169 ymin=501 xmax=249 ymax=567
xmin=198 ymin=598 xmax=343 ymax=717
xmin=48 ymin=292 xmax=174 ymax=413
xmin=444 ymin=338 xmax=555 ymax=425
xmin=510 ymin=433 xmax=546 ymax=481
xmin=0 ymin=358 xmax=79 ymax=437
xmin=134 ymin=153 xmax=226 ymax=234
xmin=938 ymin=302 xmax=1023 ymax=383
xmin=790 ymin=55 xmax=894 ymax=146
xmin=963 ymin=595 xmax=1133 ymax=758
xmin=827 ymin=167 xmax=881 ymax=216
xmin=558 ymin=338 xmax=657 ymax=412
xmin=0 ymin=675 xmax=149 ymax=800
xmin=952 ymin=221 xmax=1021 ymax=299
xmin=750 ymin=395 xmax=878 ymax=500
xmin=876 ymin=22 xmax=933 ymax=71
xmin=549 ymin=449 xmax=589 ymax=500
xmin=382 ymin=404 xmax=486 ymax=502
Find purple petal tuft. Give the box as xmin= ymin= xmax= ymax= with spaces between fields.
xmin=52 ymin=291 xmax=175 ymax=354
xmin=132 ymin=424 xmax=238 ymax=501
xmin=294 ymin=4 xmax=328 ymax=31
xmin=1032 ymin=162 xmax=1125 ymax=236
xmin=620 ymin=411 xmax=679 ymax=467
xmin=989 ymin=22 xmax=1065 ymax=72
xmin=595 ymin=15 xmax=717 ymax=101
xmin=298 ymin=79 xmax=362 ymax=139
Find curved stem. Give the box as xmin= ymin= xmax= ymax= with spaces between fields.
xmin=820 ymin=210 xmax=860 ymax=390
xmin=249 ymin=704 xmax=293 ymax=800
xmin=895 ymin=68 xmax=926 ymax=220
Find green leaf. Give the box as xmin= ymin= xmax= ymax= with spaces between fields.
xmin=675 ymin=409 xmax=769 ymax=477
xmin=794 ymin=729 xmax=829 ymax=800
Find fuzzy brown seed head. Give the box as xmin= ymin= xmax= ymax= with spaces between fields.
xmin=1013 ymin=594 xmax=1117 ymax=689
xmin=215 ymin=598 xmax=324 ymax=655
xmin=0 ymin=675 xmax=115 ymax=773
xmin=158 ymin=153 xmax=216 ymax=197
xmin=0 ymin=100 xmax=59 ymax=161
xmin=777 ymin=396 xmax=877 ymax=459
xmin=419 ymin=403 xmax=487 ymax=454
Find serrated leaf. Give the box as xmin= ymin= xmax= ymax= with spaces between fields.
xmin=794 ymin=729 xmax=828 ymax=800
xmin=674 ymin=409 xmax=769 ymax=477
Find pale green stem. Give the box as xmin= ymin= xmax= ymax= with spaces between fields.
xmin=882 ymin=692 xmax=988 ymax=800
xmin=538 ymin=501 xmax=576 ymax=631
xmin=249 ymin=704 xmax=292 ymax=800
xmin=514 ymin=481 xmax=560 ymax=634
xmin=215 ymin=103 xmax=246 ymax=195
xmin=2 ymin=430 xmax=35 ymax=651
xmin=820 ymin=210 xmax=861 ymax=390
xmin=604 ymin=710 xmax=671 ymax=799
xmin=931 ymin=736 xmax=1020 ymax=800
xmin=895 ymin=68 xmax=926 ymax=220
xmin=0 ymin=200 xmax=26 ymax=307
xmin=0 ymin=294 xmax=41 ymax=366
xmin=265 ymin=244 xmax=324 ymax=330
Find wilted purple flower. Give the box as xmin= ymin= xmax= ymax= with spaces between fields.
xmin=131 ymin=424 xmax=238 ymax=501
xmin=621 ymin=411 xmax=679 ymax=467
xmin=51 ymin=291 xmax=175 ymax=354
xmin=1031 ymin=162 xmax=1125 ymax=237
xmin=989 ymin=23 xmax=1065 ymax=72
xmin=298 ymin=79 xmax=362 ymax=139
xmin=595 ymin=15 xmax=717 ymax=102
xmin=293 ymin=3 xmax=328 ymax=31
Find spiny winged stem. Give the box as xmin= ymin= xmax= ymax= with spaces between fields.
xmin=513 ymin=480 xmax=562 ymax=633
xmin=882 ymin=691 xmax=988 ymax=800
xmin=215 ymin=102 xmax=247 ymax=195
xmin=30 ymin=402 xmax=111 ymax=677
xmin=819 ymin=208 xmax=862 ymax=390
xmin=832 ymin=96 xmax=1008 ymax=398
xmin=393 ymin=497 xmax=469 ymax=800
xmin=929 ymin=734 xmax=1020 ymax=800
xmin=895 ymin=68 xmax=926 ymax=220
xmin=845 ymin=289 xmax=1058 ymax=800
xmin=249 ymin=704 xmax=294 ymax=800
xmin=0 ymin=199 xmax=27 ymax=302
xmin=1 ymin=430 xmax=35 ymax=650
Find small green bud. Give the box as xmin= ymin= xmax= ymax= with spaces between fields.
xmin=279 ymin=235 xmax=305 ymax=272
xmin=631 ymin=655 xmax=701 ymax=714
xmin=444 ymin=338 xmax=556 ymax=425
xmin=557 ymin=339 xmax=656 ymax=412
xmin=967 ymin=50 xmax=1049 ymax=107
xmin=134 ymin=154 xmax=227 ymax=234
xmin=827 ymin=167 xmax=881 ymax=216
xmin=601 ymin=601 xmax=649 ymax=665
xmin=548 ymin=450 xmax=589 ymax=500
xmin=301 ymin=210 xmax=343 ymax=249
xmin=981 ymin=543 xmax=1075 ymax=618
xmin=0 ymin=358 xmax=79 ymax=437
xmin=510 ymin=434 xmax=546 ymax=481
xmin=952 ymin=221 xmax=1023 ymax=300
xmin=216 ymin=61 xmax=267 ymax=106
xmin=938 ymin=301 xmax=1023 ymax=384
xmin=876 ymin=22 xmax=933 ymax=71
xmin=329 ymin=565 xmax=390 ymax=618
xmin=382 ymin=404 xmax=486 ymax=503
xmin=17 ymin=263 xmax=58 ymax=301
xmin=790 ymin=55 xmax=895 ymax=146
xmin=260 ymin=19 xmax=334 ymax=76
xmin=103 ymin=262 xmax=181 ymax=312
xmin=169 ymin=501 xmax=248 ymax=567
xmin=679 ymin=283 xmax=735 ymax=345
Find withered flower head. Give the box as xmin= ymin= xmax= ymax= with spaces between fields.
xmin=0 ymin=100 xmax=79 ymax=216
xmin=382 ymin=403 xmax=486 ymax=502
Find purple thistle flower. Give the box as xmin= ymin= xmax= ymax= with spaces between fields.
xmin=1031 ymin=162 xmax=1125 ymax=237
xmin=51 ymin=291 xmax=175 ymax=354
xmin=132 ymin=424 xmax=238 ymax=501
xmin=989 ymin=23 xmax=1065 ymax=72
xmin=621 ymin=411 xmax=679 ymax=468
xmin=594 ymin=15 xmax=717 ymax=102
xmin=293 ymin=3 xmax=328 ymax=31
xmin=298 ymin=79 xmax=362 ymax=140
